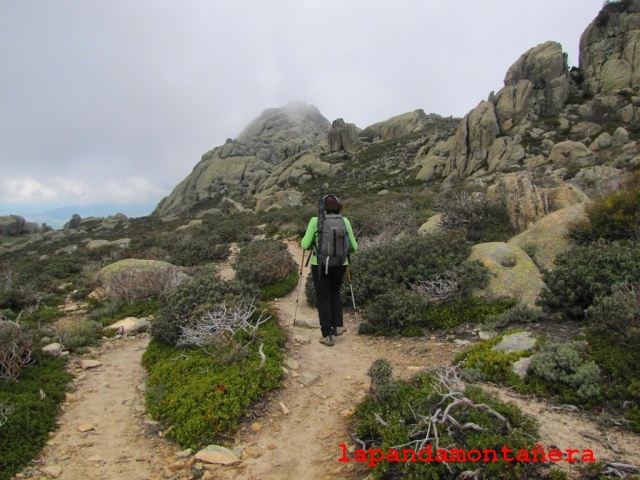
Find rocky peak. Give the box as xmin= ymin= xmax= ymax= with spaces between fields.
xmin=580 ymin=0 xmax=640 ymax=95
xmin=220 ymin=101 xmax=331 ymax=164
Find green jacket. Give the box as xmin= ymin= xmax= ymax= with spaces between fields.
xmin=300 ymin=216 xmax=357 ymax=266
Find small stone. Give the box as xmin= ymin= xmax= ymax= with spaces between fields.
xmin=281 ymin=366 xmax=289 ymax=375
xmin=176 ymin=449 xmax=192 ymax=458
xmin=453 ymin=339 xmax=471 ymax=347
xmin=65 ymin=393 xmax=78 ymax=403
xmin=279 ymin=402 xmax=290 ymax=415
xmin=194 ymin=445 xmax=241 ymax=465
xmin=87 ymin=455 xmax=103 ymax=462
xmin=478 ymin=330 xmax=498 ymax=340
xmin=268 ymin=444 xmax=277 ymax=450
xmin=41 ymin=465 xmax=63 ymax=478
xmin=79 ymin=360 xmax=102 ymax=369
xmin=298 ymin=373 xmax=319 ymax=386
xmin=406 ymin=366 xmax=422 ymax=371
xmin=284 ymin=358 xmax=299 ymax=370
xmin=77 ymin=424 xmax=95 ymax=433
xmin=250 ymin=422 xmax=262 ymax=432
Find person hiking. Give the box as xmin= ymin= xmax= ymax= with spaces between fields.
xmin=300 ymin=194 xmax=357 ymax=346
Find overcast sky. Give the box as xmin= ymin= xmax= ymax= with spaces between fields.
xmin=0 ymin=0 xmax=605 ymax=217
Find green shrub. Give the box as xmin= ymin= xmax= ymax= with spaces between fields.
xmin=351 ymin=232 xmax=472 ymax=303
xmin=151 ymin=277 xmax=258 ymax=346
xmin=360 ymin=288 xmax=426 ymax=335
xmin=586 ymin=331 xmax=640 ymax=430
xmin=483 ymin=304 xmax=544 ymax=330
xmin=57 ymin=320 xmax=102 ymax=351
xmin=142 ymin=316 xmax=285 ymax=449
xmin=167 ymin=231 xmax=230 ymax=267
xmin=529 ymin=342 xmax=601 ymax=403
xmin=367 ymin=359 xmax=398 ymax=402
xmin=570 ymin=173 xmax=640 ymax=243
xmin=456 ymin=331 xmax=531 ymax=384
xmin=0 ymin=353 xmax=72 ymax=480
xmin=539 ymin=240 xmax=640 ymax=318
xmin=421 ymin=297 xmax=517 ymax=330
xmin=353 ymin=368 xmax=546 ymax=479
xmin=434 ymin=191 xmax=516 ymax=242
xmin=233 ymin=239 xmax=296 ymax=288
xmin=259 ymin=271 xmax=298 ymax=301
xmin=586 ymin=282 xmax=640 ymax=343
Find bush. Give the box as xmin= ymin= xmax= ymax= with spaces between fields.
xmin=539 ymin=240 xmax=640 ymax=318
xmin=0 ymin=353 xmax=72 ymax=480
xmin=569 ymin=172 xmax=640 ymax=243
xmin=529 ymin=341 xmax=601 ymax=403
xmin=353 ymin=366 xmax=547 ymax=479
xmin=434 ymin=191 xmax=516 ymax=242
xmin=233 ymin=239 xmax=296 ymax=288
xmin=142 ymin=315 xmax=285 ymax=449
xmin=57 ymin=320 xmax=102 ymax=351
xmin=360 ymin=288 xmax=426 ymax=336
xmin=259 ymin=272 xmax=298 ymax=301
xmin=483 ymin=304 xmax=545 ymax=330
xmin=351 ymin=232 xmax=472 ymax=303
xmin=167 ymin=231 xmax=230 ymax=267
xmin=456 ymin=331 xmax=532 ymax=385
xmin=586 ymin=282 xmax=640 ymax=343
xmin=367 ymin=359 xmax=398 ymax=402
xmin=101 ymin=263 xmax=187 ymax=303
xmin=151 ymin=277 xmax=258 ymax=346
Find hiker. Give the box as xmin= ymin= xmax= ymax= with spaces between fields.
xmin=300 ymin=194 xmax=357 ymax=346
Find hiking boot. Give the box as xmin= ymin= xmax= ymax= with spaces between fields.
xmin=334 ymin=327 xmax=347 ymax=336
xmin=319 ymin=335 xmax=334 ymax=346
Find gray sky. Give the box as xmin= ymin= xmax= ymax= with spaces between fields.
xmin=0 ymin=0 xmax=604 ymax=216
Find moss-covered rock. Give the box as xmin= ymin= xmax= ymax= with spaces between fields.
xmin=468 ymin=242 xmax=544 ymax=307
xmin=508 ymin=201 xmax=589 ymax=271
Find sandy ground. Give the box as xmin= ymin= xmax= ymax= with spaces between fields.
xmin=20 ymin=240 xmax=640 ymax=480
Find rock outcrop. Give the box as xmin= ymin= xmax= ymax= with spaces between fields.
xmin=580 ymin=0 xmax=640 ymax=95
xmin=468 ymin=242 xmax=545 ymax=307
xmin=154 ymin=102 xmax=331 ymax=216
xmin=485 ymin=172 xmax=550 ymax=232
xmin=327 ymin=118 xmax=362 ymax=152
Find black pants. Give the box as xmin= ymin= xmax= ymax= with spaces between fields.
xmin=311 ymin=265 xmax=346 ymax=337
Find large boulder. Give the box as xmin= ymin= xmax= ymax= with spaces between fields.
xmin=495 ymin=41 xmax=570 ymax=132
xmin=508 ymin=202 xmax=589 ymax=271
xmin=486 ymin=172 xmax=550 ymax=232
xmin=0 ymin=215 xmax=25 ymax=236
xmin=327 ymin=118 xmax=362 ymax=152
xmin=580 ymin=0 xmax=640 ymax=95
xmin=468 ymin=242 xmax=545 ymax=307
xmin=444 ymin=101 xmax=499 ymax=180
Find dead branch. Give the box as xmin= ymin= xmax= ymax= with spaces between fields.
xmin=258 ymin=343 xmax=266 ymax=369
xmin=374 ymin=413 xmax=389 ymax=428
xmin=177 ymin=301 xmax=270 ymax=352
xmin=412 ymin=270 xmax=462 ymax=303
xmin=391 ymin=365 xmax=509 ymax=456
xmin=0 ymin=402 xmax=13 ymax=428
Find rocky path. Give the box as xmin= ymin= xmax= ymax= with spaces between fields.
xmin=19 ymin=241 xmax=640 ymax=480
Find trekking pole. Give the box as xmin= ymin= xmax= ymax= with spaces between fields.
xmin=293 ymin=250 xmax=305 ymax=326
xmin=346 ymin=265 xmax=359 ymax=329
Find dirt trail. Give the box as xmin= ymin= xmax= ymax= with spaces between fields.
xmin=25 ymin=335 xmax=178 ymax=480
xmin=22 ymin=240 xmax=640 ymax=480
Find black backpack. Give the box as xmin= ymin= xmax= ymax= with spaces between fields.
xmin=317 ymin=213 xmax=349 ymax=274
